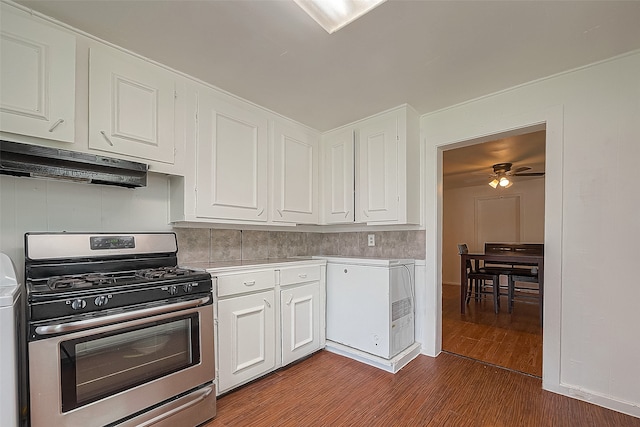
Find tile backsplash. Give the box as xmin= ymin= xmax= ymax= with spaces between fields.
xmin=175 ymin=229 xmax=426 ymax=264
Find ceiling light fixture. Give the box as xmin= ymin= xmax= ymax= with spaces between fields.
xmin=489 ymin=175 xmax=512 ymax=189
xmin=293 ymin=0 xmax=387 ymax=34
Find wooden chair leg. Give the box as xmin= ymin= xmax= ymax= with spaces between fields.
xmin=493 ymin=276 xmax=500 ymax=314
xmin=508 ymin=276 xmax=514 ymax=313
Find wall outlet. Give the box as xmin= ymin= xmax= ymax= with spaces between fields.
xmin=367 ymin=234 xmax=375 ymax=247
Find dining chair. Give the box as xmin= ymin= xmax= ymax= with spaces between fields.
xmin=507 ymin=267 xmax=539 ymax=313
xmin=458 ymin=244 xmax=501 ymax=313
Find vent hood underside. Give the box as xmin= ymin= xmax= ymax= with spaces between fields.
xmin=0 ymin=140 xmax=148 ymax=188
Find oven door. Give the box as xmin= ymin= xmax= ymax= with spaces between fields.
xmin=28 ymin=297 xmax=215 ymax=427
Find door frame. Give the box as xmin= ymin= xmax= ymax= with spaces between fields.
xmin=422 ymin=105 xmax=563 ymax=393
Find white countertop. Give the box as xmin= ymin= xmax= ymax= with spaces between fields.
xmin=182 ymin=257 xmax=325 ymax=273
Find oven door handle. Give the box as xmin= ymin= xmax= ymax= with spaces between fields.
xmin=34 ymin=295 xmax=211 ymax=336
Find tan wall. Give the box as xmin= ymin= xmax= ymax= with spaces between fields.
xmin=442 ymin=178 xmax=545 ymax=285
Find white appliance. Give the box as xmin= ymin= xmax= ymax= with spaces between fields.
xmin=0 ymin=253 xmax=23 ymax=427
xmin=319 ymin=256 xmax=415 ymax=359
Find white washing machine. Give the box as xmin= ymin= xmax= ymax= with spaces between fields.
xmin=316 ymin=256 xmax=415 ymax=359
xmin=0 ymin=253 xmax=24 ymax=427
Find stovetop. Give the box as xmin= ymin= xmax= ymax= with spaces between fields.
xmin=36 ymin=266 xmax=207 ymax=292
xmin=24 ymin=232 xmax=213 ymax=323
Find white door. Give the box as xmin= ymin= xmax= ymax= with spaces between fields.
xmin=0 ymin=5 xmax=75 ymax=142
xmin=322 ymin=129 xmax=355 ymax=224
xmin=281 ymin=282 xmax=320 ymax=365
xmin=196 ymin=92 xmax=268 ymax=222
xmin=89 ymin=46 xmax=176 ymax=164
xmin=217 ymin=290 xmax=276 ymax=393
xmin=357 ymin=114 xmax=398 ymax=223
xmin=272 ymin=122 xmax=318 ymax=224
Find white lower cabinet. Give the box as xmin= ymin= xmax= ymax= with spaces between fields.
xmin=281 ymin=281 xmax=321 ymax=366
xmin=211 ymin=261 xmax=325 ymax=394
xmin=216 ymin=289 xmax=276 ymax=394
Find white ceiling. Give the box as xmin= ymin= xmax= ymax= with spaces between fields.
xmin=13 ymin=0 xmax=640 ymax=132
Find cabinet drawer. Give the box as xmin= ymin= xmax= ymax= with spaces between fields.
xmin=216 ymin=270 xmax=276 ymax=297
xmin=279 ymin=265 xmax=321 ymax=286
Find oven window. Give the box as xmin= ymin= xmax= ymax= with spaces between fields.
xmin=59 ymin=314 xmax=200 ymax=412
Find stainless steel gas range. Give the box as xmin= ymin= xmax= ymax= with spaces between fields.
xmin=24 ymin=232 xmax=216 ymax=427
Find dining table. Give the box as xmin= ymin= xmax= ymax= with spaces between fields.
xmin=460 ymin=252 xmax=544 ymax=320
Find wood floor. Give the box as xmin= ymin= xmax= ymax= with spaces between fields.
xmin=442 ymin=283 xmax=542 ymax=377
xmin=204 ymin=350 xmax=639 ymax=426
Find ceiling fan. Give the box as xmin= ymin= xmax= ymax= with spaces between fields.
xmin=488 ymin=162 xmax=544 ymax=188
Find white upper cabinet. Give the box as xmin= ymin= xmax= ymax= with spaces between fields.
xmin=356 ymin=106 xmax=421 ymax=224
xmin=195 ymin=89 xmax=268 ymax=222
xmin=320 ymin=105 xmax=421 ymax=226
xmin=321 ymin=128 xmax=355 ymax=224
xmin=356 ymin=112 xmax=400 ymax=223
xmin=271 ymin=121 xmax=319 ymax=224
xmin=0 ymin=4 xmax=75 ymax=143
xmin=89 ymin=46 xmax=176 ymax=164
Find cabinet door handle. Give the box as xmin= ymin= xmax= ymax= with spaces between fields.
xmin=243 ymin=280 xmax=256 ymax=286
xmin=48 ymin=118 xmax=65 ymax=132
xmin=286 ymin=295 xmax=293 ymax=305
xmin=100 ymin=130 xmax=114 ymax=146
xmin=363 ymin=210 xmax=369 ymax=218
xmin=263 ymin=299 xmax=271 ymax=308
xmin=276 ymin=209 xmax=283 ymax=217
xmin=345 ymin=211 xmax=350 ymax=218
xmin=298 ymin=274 xmax=307 ymax=279
xmin=257 ymin=208 xmax=264 ymax=216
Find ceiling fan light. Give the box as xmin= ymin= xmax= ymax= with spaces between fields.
xmin=499 ymin=177 xmax=510 ymax=187
xmin=489 ymin=179 xmax=499 ymax=188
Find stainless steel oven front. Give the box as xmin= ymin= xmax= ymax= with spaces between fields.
xmin=28 ymin=296 xmax=215 ymax=427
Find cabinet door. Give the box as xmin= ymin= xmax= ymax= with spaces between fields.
xmin=321 ymin=128 xmax=354 ymax=224
xmin=196 ymin=92 xmax=268 ymax=222
xmin=281 ymin=282 xmax=320 ymax=366
xmin=272 ymin=122 xmax=318 ymax=224
xmin=0 ymin=5 xmax=75 ymax=142
xmin=357 ymin=114 xmax=398 ymax=222
xmin=217 ymin=290 xmax=276 ymax=393
xmin=89 ymin=47 xmax=175 ymax=164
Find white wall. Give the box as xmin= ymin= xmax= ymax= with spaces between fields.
xmin=0 ymin=173 xmax=172 ymax=282
xmin=421 ymin=51 xmax=640 ymax=416
xmin=442 ymin=178 xmax=545 ymax=285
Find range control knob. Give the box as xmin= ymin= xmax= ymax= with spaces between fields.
xmin=71 ymin=299 xmax=87 ymax=310
xmin=94 ymin=295 xmax=109 ymax=307
xmin=168 ymin=285 xmax=178 ymax=296
xmin=183 ymin=283 xmax=193 ymax=293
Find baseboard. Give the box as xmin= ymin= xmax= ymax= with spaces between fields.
xmin=543 ymin=381 xmax=640 ymax=418
xmin=325 ymin=341 xmax=421 ymax=373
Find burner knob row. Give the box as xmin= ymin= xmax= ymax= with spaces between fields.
xmin=166 ymin=283 xmax=195 ymax=295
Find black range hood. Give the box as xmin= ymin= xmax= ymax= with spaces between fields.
xmin=0 ymin=140 xmax=148 ymax=188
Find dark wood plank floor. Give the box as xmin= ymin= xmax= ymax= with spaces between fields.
xmin=442 ymin=283 xmax=542 ymax=377
xmin=204 ymin=350 xmax=639 ymax=426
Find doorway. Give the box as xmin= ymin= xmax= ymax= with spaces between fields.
xmin=441 ymin=130 xmax=545 ymax=377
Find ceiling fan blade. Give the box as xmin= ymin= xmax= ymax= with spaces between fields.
xmin=514 ymin=172 xmax=545 ymax=176
xmin=512 ymin=166 xmax=532 ymax=173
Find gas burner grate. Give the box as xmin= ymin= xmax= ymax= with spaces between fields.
xmin=136 ymin=267 xmax=192 ymax=280
xmin=47 ymin=274 xmax=116 ymax=290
